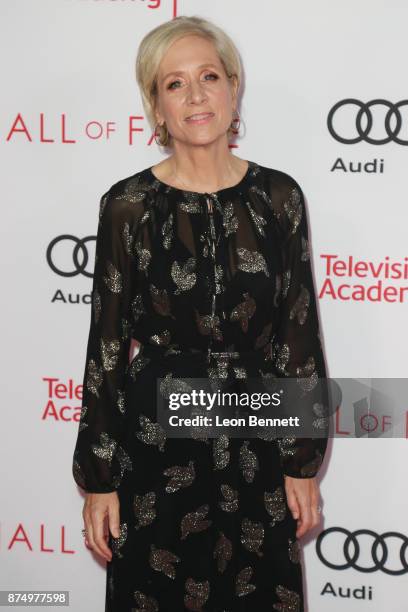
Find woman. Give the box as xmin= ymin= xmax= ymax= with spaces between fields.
xmin=72 ymin=15 xmax=329 ymax=612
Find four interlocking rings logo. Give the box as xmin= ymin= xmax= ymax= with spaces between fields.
xmin=316 ymin=527 xmax=408 ymax=575
xmin=46 ymin=234 xmax=96 ymax=278
xmin=327 ymin=99 xmax=408 ymax=145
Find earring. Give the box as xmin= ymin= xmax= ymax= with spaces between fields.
xmin=230 ymin=109 xmax=241 ymax=134
xmin=154 ymin=122 xmax=170 ymax=146
xmin=154 ymin=123 xmax=163 ymax=146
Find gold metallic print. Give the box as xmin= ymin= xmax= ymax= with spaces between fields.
xmin=72 ymin=162 xmax=327 ymax=610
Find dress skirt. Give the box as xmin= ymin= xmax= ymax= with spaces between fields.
xmin=105 ymin=347 xmax=304 ymax=612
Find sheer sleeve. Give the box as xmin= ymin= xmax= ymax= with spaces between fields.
xmin=72 ymin=186 xmax=140 ymax=493
xmin=272 ymin=176 xmax=329 ymax=479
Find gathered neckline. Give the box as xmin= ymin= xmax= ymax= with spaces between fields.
xmin=147 ymin=159 xmax=253 ymax=196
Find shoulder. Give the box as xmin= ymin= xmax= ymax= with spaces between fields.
xmin=252 ymin=162 xmax=307 ymax=238
xmin=253 ymin=162 xmax=305 ymax=206
xmin=97 ymin=166 xmax=155 ymax=226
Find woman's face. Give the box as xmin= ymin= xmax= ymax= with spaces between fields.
xmin=154 ymin=34 xmax=238 ymax=147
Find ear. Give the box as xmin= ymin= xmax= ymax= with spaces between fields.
xmin=152 ymin=96 xmax=163 ymax=126
xmin=154 ymin=113 xmax=163 ymax=127
xmin=230 ymin=74 xmax=239 ymax=104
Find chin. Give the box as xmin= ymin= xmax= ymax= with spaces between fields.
xmin=184 ymin=130 xmax=225 ymax=145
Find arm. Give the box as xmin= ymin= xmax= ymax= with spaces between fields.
xmin=72 ymin=187 xmax=140 ymax=493
xmin=273 ymin=178 xmax=329 ymax=478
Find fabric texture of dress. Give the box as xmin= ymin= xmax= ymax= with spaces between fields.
xmin=72 ymin=159 xmax=329 ymax=611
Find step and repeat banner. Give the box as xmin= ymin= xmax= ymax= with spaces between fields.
xmin=1 ymin=1 xmax=407 ymax=610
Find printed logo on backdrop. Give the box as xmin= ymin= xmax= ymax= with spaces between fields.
xmin=6 ymin=0 xmax=178 ymax=150
xmin=319 ymin=254 xmax=408 ymax=304
xmin=316 ymin=527 xmax=408 ymax=575
xmin=46 ymin=234 xmax=96 ymax=304
xmin=70 ymin=0 xmax=163 ymax=9
xmin=47 ymin=235 xmax=95 ymax=278
xmin=327 ymin=98 xmax=408 ymax=176
xmin=328 ymin=99 xmax=408 ymax=145
xmin=68 ymin=0 xmax=175 ymax=17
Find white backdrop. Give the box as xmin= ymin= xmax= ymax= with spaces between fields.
xmin=1 ymin=0 xmax=407 ymax=610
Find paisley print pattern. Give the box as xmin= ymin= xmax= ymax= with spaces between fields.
xmin=72 ymin=160 xmax=329 ymax=610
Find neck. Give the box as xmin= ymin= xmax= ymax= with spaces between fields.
xmin=163 ymin=145 xmax=246 ymax=192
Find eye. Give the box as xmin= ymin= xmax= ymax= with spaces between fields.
xmin=167 ymin=79 xmax=182 ymax=90
xmin=167 ymin=73 xmax=219 ymax=90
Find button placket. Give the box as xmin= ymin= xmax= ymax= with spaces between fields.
xmin=202 ymin=194 xmax=228 ymax=362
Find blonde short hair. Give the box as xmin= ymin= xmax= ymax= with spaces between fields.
xmin=135 ymin=15 xmax=242 ymax=147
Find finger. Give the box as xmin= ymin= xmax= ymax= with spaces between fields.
xmin=296 ymin=498 xmax=313 ymax=538
xmin=82 ymin=507 xmax=93 ymax=549
xmin=84 ymin=535 xmax=92 ymax=550
xmin=81 ymin=518 xmax=92 ymax=549
xmin=85 ymin=518 xmax=98 ymax=555
xmin=308 ymin=481 xmax=321 ymax=528
xmin=91 ymin=512 xmax=112 ymax=561
xmin=83 ymin=503 xmax=103 ymax=556
xmin=285 ymin=485 xmax=300 ymax=520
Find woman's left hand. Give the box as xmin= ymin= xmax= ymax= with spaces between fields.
xmin=284 ymin=475 xmax=322 ymax=538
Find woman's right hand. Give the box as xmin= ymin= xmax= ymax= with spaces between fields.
xmin=82 ymin=492 xmax=120 ymax=562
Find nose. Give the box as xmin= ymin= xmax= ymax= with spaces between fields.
xmin=187 ymin=78 xmax=208 ymax=104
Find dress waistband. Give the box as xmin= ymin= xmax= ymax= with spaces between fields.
xmin=137 ymin=342 xmax=272 ymax=365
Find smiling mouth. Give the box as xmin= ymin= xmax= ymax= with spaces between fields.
xmin=185 ymin=112 xmax=214 ymax=121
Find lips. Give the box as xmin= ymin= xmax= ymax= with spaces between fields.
xmin=185 ymin=112 xmax=214 ymax=121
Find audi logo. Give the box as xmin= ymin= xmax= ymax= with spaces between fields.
xmin=316 ymin=527 xmax=408 ymax=575
xmin=327 ymin=98 xmax=408 ymax=145
xmin=46 ymin=234 xmax=96 ymax=278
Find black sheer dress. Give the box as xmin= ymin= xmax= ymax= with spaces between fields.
xmin=72 ymin=159 xmax=328 ymax=611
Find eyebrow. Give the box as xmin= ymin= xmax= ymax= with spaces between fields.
xmin=161 ymin=63 xmax=219 ymax=82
